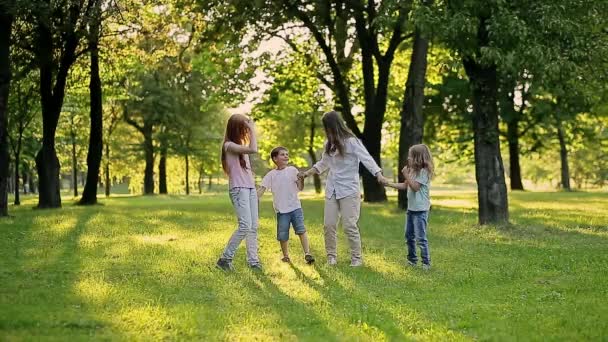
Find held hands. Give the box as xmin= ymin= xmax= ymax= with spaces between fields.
xmin=297 ymin=170 xmax=310 ymax=180
xmin=376 ymin=173 xmax=390 ymax=186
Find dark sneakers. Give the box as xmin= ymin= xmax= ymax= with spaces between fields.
xmin=216 ymin=258 xmax=234 ymax=271
xmin=305 ymin=254 xmax=315 ymax=264
xmin=281 ymin=256 xmax=291 ymax=263
xmin=249 ymin=263 xmax=263 ymax=271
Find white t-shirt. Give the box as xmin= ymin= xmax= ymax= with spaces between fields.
xmin=261 ymin=166 xmax=302 ymax=214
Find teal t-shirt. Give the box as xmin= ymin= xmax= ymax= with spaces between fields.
xmin=407 ymin=168 xmax=430 ymax=211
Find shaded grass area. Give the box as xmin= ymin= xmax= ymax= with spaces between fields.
xmin=1 ymin=191 xmax=607 ymax=340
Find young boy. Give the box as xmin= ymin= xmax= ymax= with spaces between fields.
xmin=258 ymin=146 xmax=315 ymax=264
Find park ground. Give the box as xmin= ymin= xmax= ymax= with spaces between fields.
xmin=1 ymin=190 xmax=607 ymax=341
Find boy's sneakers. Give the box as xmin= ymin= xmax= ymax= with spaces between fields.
xmin=406 ymin=260 xmax=417 ymax=267
xmin=305 ymin=254 xmax=315 ymax=264
xmin=422 ymin=264 xmax=431 ymax=271
xmin=281 ymin=256 xmax=291 ymax=263
xmin=216 ymin=258 xmax=234 ymax=271
xmin=327 ymin=256 xmax=337 ymax=266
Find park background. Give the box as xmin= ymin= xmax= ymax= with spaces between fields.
xmin=1 ymin=0 xmax=607 ymax=340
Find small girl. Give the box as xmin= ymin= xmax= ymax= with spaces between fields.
xmin=216 ymin=114 xmax=262 ymax=271
xmin=385 ymin=144 xmax=434 ymax=270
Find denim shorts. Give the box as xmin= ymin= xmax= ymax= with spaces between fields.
xmin=276 ymin=208 xmax=306 ymax=241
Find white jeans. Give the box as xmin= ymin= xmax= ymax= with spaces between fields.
xmin=221 ymin=187 xmax=260 ymax=265
xmin=323 ymin=193 xmax=362 ymax=263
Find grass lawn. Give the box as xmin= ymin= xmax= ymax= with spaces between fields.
xmin=1 ymin=190 xmax=607 ymax=341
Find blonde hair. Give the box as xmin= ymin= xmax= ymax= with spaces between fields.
xmin=407 ymin=144 xmax=434 ymax=179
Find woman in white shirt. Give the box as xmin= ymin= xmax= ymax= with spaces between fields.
xmin=300 ymin=111 xmax=389 ymax=267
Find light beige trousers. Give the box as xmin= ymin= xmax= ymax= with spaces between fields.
xmin=323 ymin=193 xmax=362 ymax=263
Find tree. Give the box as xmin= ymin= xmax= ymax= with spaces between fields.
xmin=202 ymin=0 xmax=416 ymax=202
xmin=7 ymin=72 xmax=38 ymax=205
xmin=26 ymin=0 xmax=98 ymax=208
xmin=398 ymin=26 xmax=430 ymax=209
xmin=79 ymin=0 xmax=104 ymax=205
xmin=0 ymin=0 xmax=13 ymax=216
xmin=252 ymin=46 xmax=327 ymax=193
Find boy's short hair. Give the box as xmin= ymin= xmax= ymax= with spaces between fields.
xmin=270 ymin=146 xmax=288 ymax=161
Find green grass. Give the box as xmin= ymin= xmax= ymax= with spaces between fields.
xmin=1 ymin=190 xmax=607 ymax=341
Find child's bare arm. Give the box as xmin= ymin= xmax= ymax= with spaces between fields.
xmin=386 ymin=182 xmax=408 ymax=190
xmin=257 ymin=186 xmax=266 ymax=199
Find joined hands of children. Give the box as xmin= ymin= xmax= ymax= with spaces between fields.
xmin=376 ymin=173 xmax=390 ymax=186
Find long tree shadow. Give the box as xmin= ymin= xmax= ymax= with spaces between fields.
xmin=1 ymin=205 xmax=127 ymax=339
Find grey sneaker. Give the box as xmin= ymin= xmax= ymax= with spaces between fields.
xmin=350 ymin=259 xmax=364 ymax=267
xmin=216 ymin=258 xmax=234 ymax=271
xmin=422 ymin=263 xmax=431 ymax=271
xmin=327 ymin=256 xmax=337 ymax=266
xmin=406 ymin=260 xmax=417 ymax=267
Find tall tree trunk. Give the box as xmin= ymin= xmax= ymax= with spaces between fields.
xmin=557 ymin=124 xmax=571 ymax=191
xmin=307 ymin=111 xmax=321 ymax=194
xmin=79 ymin=4 xmax=103 ymax=205
xmin=143 ymin=126 xmax=154 ymax=194
xmin=0 ymin=7 xmax=12 ymax=216
xmin=507 ymin=119 xmax=524 ymax=190
xmin=35 ymin=4 xmax=80 ymax=208
xmin=22 ymin=167 xmax=27 ymax=194
xmin=158 ymin=140 xmax=167 ymax=194
xmin=398 ymin=29 xmax=429 ymax=210
xmin=208 ymin=174 xmax=212 ymax=190
xmin=185 ymin=153 xmax=190 ymax=195
xmin=71 ymin=128 xmax=78 ymax=197
xmin=13 ymin=153 xmax=20 ymax=205
xmin=28 ymin=169 xmax=36 ymax=194
xmin=463 ymin=57 xmax=509 ymax=225
xmin=104 ymin=142 xmax=110 ymax=197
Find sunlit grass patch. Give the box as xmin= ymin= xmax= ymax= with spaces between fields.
xmin=1 ymin=190 xmax=607 ymax=340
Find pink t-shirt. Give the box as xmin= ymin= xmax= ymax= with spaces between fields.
xmin=261 ymin=166 xmax=302 ymax=214
xmin=224 ymin=142 xmax=255 ymax=189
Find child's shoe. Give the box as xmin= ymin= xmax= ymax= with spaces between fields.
xmin=281 ymin=256 xmax=291 ymax=263
xmin=406 ymin=260 xmax=417 ymax=267
xmin=422 ymin=263 xmax=431 ymax=271
xmin=350 ymin=259 xmax=363 ymax=267
xmin=327 ymin=256 xmax=337 ymax=266
xmin=216 ymin=258 xmax=234 ymax=271
xmin=249 ymin=263 xmax=263 ymax=271
xmin=304 ymin=254 xmax=315 ymax=264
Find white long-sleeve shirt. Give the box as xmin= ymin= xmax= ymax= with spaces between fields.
xmin=313 ymin=137 xmax=382 ymax=199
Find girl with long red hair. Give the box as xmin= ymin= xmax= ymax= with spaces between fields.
xmin=216 ymin=114 xmax=262 ymax=271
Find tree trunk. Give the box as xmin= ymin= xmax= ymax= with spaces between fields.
xmin=463 ymin=57 xmax=509 ymax=225
xmin=158 ymin=140 xmax=167 ymax=194
xmin=185 ymin=153 xmax=190 ymax=195
xmin=507 ymin=119 xmax=524 ymax=190
xmin=557 ymin=124 xmax=571 ymax=191
xmin=398 ymin=29 xmax=429 ymax=210
xmin=0 ymin=8 xmax=12 ymax=216
xmin=22 ymin=166 xmax=27 ymax=193
xmin=79 ymin=8 xmax=103 ymax=205
xmin=71 ymin=129 xmax=78 ymax=197
xmin=28 ymin=169 xmax=36 ymax=194
xmin=104 ymin=142 xmax=110 ymax=197
xmin=208 ymin=174 xmax=212 ymax=190
xmin=143 ymin=127 xmax=154 ymax=194
xmin=35 ymin=5 xmax=79 ymax=209
xmin=307 ymin=111 xmax=321 ymax=194
xmin=13 ymin=153 xmax=20 ymax=205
